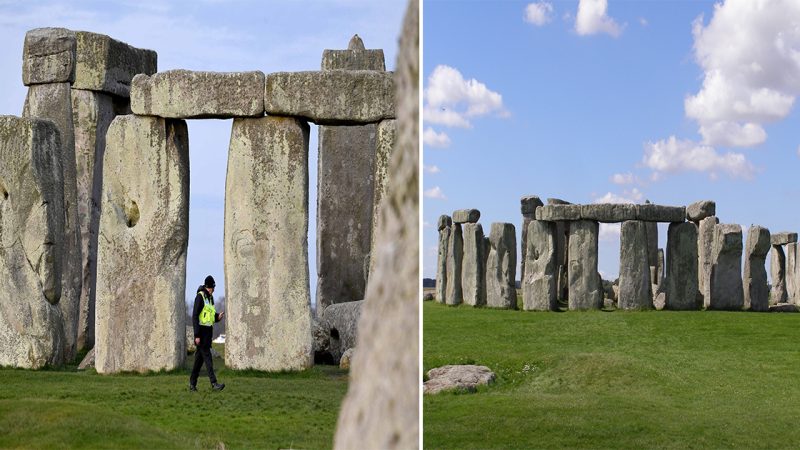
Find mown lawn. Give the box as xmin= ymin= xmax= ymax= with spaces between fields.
xmin=0 ymin=344 xmax=348 ymax=449
xmin=423 ymin=301 xmax=800 ymax=449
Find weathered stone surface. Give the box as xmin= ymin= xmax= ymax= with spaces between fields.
xmin=521 ymin=195 xmax=543 ymax=215
xmin=686 ymin=200 xmax=715 ymax=222
xmin=452 ymin=209 xmax=480 ymax=224
xmin=698 ymin=216 xmax=718 ymax=308
xmin=486 ymin=223 xmax=517 ymax=309
xmin=769 ymin=303 xmax=799 ymax=313
xmin=0 ymin=116 xmax=66 ymax=368
xmin=653 ymin=290 xmax=666 ymax=310
xmin=437 ymin=214 xmax=452 ymax=231
xmin=312 ymin=318 xmax=330 ymax=362
xmin=547 ymin=198 xmax=571 ymax=205
xmin=461 ymin=223 xmax=486 ymax=307
xmin=95 ymin=115 xmax=188 ymax=374
xmin=185 ymin=325 xmax=196 ymax=353
xmin=709 ymin=224 xmax=744 ymax=310
xmin=788 ymin=243 xmax=797 ymax=303
xmin=445 ymin=224 xmax=463 ymax=305
xmin=771 ymin=245 xmax=788 ymax=304
xmin=771 ymin=232 xmax=798 ymax=245
xmin=619 ymin=221 xmax=653 ymax=310
xmin=71 ymin=89 xmax=127 ymax=352
xmin=744 ymin=226 xmax=771 ymax=311
xmin=316 ymin=123 xmax=376 ymax=312
xmin=224 ymin=116 xmax=312 ymax=371
xmin=581 ymin=203 xmax=637 ymax=223
xmin=131 ymin=70 xmax=265 ymax=118
xmin=369 ymin=119 xmax=396 ymax=278
xmin=23 ymin=83 xmax=81 ymax=362
xmin=322 ymin=34 xmax=386 ymax=71
xmin=22 ymin=28 xmax=76 ymax=85
xmin=319 ymin=301 xmax=362 ymax=365
xmin=520 ymin=195 xmax=543 ymax=281
xmin=340 ymin=348 xmax=354 ymax=370
xmin=436 ymin=224 xmax=450 ymax=303
xmin=333 ymin=1 xmax=418 ymax=445
xmin=423 ymin=365 xmax=495 ymax=395
xmin=568 ymin=220 xmax=602 ymax=310
xmin=265 ymin=71 xmax=394 ymax=125
xmin=656 ymin=248 xmax=665 ymax=285
xmin=73 ymin=31 xmax=157 ymax=97
xmin=665 ymin=222 xmax=699 ymax=310
xmin=636 ymin=204 xmax=685 ymax=222
xmin=536 ymin=204 xmax=581 ymax=221
xmin=77 ymin=347 xmax=95 ymax=370
xmin=523 ymin=220 xmax=557 ymax=311
xmin=645 ymin=220 xmax=658 ymax=268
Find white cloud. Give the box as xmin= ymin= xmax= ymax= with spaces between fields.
xmin=639 ymin=17 xmax=648 ymax=27
xmin=423 ymin=65 xmax=508 ymax=128
xmin=423 ymin=127 xmax=451 ymax=148
xmin=685 ymin=0 xmax=800 ymax=147
xmin=575 ymin=0 xmax=622 ymax=37
xmin=642 ymin=136 xmax=756 ymax=180
xmin=610 ymin=172 xmax=636 ymax=185
xmin=424 ymin=186 xmax=447 ymax=200
xmin=594 ymin=188 xmax=643 ymax=204
xmin=599 ymin=223 xmax=621 ymax=241
xmin=423 ymin=164 xmax=441 ymax=174
xmin=524 ymin=2 xmax=553 ymax=27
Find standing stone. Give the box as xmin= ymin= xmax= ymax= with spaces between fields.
xmin=445 ymin=223 xmax=463 ymax=305
xmin=435 ymin=216 xmax=451 ymax=303
xmin=698 ymin=216 xmax=719 ymax=308
xmin=369 ymin=119 xmax=396 ymax=279
xmin=95 ymin=115 xmax=188 ymax=374
xmin=619 ymin=221 xmax=653 ymax=310
xmin=523 ymin=220 xmax=557 ymax=311
xmin=568 ymin=220 xmax=602 ymax=310
xmin=486 ymin=223 xmax=517 ymax=309
xmin=0 ymin=116 xmax=66 ymax=368
xmin=656 ymin=248 xmax=665 ymax=286
xmin=771 ymin=245 xmax=788 ymax=304
xmin=334 ymin=1 xmax=418 ymax=445
xmin=520 ymin=195 xmax=543 ymax=281
xmin=709 ymin=224 xmax=744 ymax=310
xmin=547 ymin=198 xmax=570 ymax=300
xmin=22 ymin=28 xmax=76 ymax=85
xmin=23 ymin=83 xmax=82 ymax=362
xmin=787 ymin=243 xmax=797 ymax=303
xmin=321 ymin=34 xmax=386 ymax=71
xmin=665 ymin=222 xmax=699 ymax=310
xmin=461 ymin=223 xmax=486 ymax=306
xmin=744 ymin=226 xmax=771 ymax=311
xmin=224 ymin=116 xmax=312 ymax=371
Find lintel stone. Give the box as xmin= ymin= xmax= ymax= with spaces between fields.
xmin=771 ymin=232 xmax=798 ymax=245
xmin=636 ymin=204 xmax=685 ymax=222
xmin=581 ymin=203 xmax=637 ymax=222
xmin=453 ymin=209 xmax=480 ymax=224
xmin=22 ymin=27 xmax=76 ymax=85
xmin=686 ymin=200 xmax=716 ymax=222
xmin=536 ymin=204 xmax=581 ymax=221
xmin=73 ymin=31 xmax=157 ymax=97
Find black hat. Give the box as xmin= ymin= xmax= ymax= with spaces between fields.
xmin=204 ymin=275 xmax=216 ymax=288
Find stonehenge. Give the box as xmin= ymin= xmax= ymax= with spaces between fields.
xmin=486 ymin=223 xmax=517 ymax=309
xmin=709 ymin=224 xmax=744 ymax=310
xmin=568 ymin=220 xmax=602 ymax=310
xmin=461 ymin=223 xmax=486 ymax=306
xmin=664 ymin=222 xmax=699 ymax=310
xmin=744 ymin=226 xmax=771 ymax=311
xmin=523 ymin=220 xmax=557 ymax=311
xmin=2 ymin=26 xmax=398 ymax=374
xmin=618 ymin=221 xmax=652 ymax=310
xmin=769 ymin=232 xmax=797 ymax=304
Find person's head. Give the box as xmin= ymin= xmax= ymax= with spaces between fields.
xmin=204 ymin=275 xmax=216 ymax=294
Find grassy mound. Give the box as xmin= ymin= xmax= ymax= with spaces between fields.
xmin=424 ymin=301 xmax=800 ymax=449
xmin=0 ymin=344 xmax=347 ymax=449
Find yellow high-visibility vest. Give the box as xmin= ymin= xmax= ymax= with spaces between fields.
xmin=199 ymin=292 xmax=216 ymax=327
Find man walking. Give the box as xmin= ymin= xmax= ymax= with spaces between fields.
xmin=189 ymin=275 xmax=225 ymax=391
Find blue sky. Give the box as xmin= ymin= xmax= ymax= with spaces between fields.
xmin=422 ymin=0 xmax=800 ymax=281
xmin=0 ymin=0 xmax=407 ymax=305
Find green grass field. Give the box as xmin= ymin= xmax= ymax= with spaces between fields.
xmin=0 ymin=344 xmax=348 ymax=449
xmin=423 ymin=300 xmax=800 ymax=449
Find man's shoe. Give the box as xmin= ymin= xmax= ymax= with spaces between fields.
xmin=189 ymin=385 xmax=197 ymax=392
xmin=211 ymin=382 xmax=225 ymax=391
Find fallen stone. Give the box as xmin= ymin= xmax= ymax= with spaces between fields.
xmin=452 ymin=209 xmax=480 ymax=224
xmin=22 ymin=27 xmax=76 ymax=85
xmin=744 ymin=225 xmax=771 ymax=312
xmin=686 ymin=200 xmax=716 ymax=222
xmin=423 ymin=365 xmax=495 ymax=395
xmin=436 ymin=223 xmax=450 ymax=303
xmin=523 ymin=220 xmax=557 ymax=311
xmin=536 ymin=204 xmax=581 ymax=221
xmin=769 ymin=303 xmax=799 ymax=313
xmin=580 ymin=203 xmax=637 ymax=223
xmin=73 ymin=31 xmax=157 ymax=97
xmin=771 ymin=232 xmax=798 ymax=245
xmin=636 ymin=204 xmax=686 ymax=222
xmin=618 ymin=221 xmax=653 ymax=310
xmin=95 ymin=115 xmax=188 ymax=374
xmin=77 ymin=347 xmax=95 ymax=370
xmin=698 ymin=216 xmax=718 ymax=308
xmin=423 ymin=292 xmax=434 ymax=301
xmin=322 ymin=34 xmax=385 ymax=71
xmin=568 ymin=220 xmax=602 ymax=310
xmin=771 ymin=245 xmax=788 ymax=304
xmin=131 ymin=70 xmax=265 ymax=118
xmin=653 ymin=290 xmax=666 ymax=311
xmin=461 ymin=223 xmax=486 ymax=307
xmin=340 ymin=348 xmax=355 ymax=370
xmin=224 ymin=116 xmax=312 ymax=371
xmin=709 ymin=224 xmax=744 ymax=310
xmin=486 ymin=223 xmax=517 ymax=309
xmin=437 ymin=214 xmax=452 ymax=231
xmin=319 ymin=301 xmax=362 ymax=365
xmin=665 ymin=222 xmax=700 ymax=310
xmin=445 ymin=224 xmax=464 ymax=305
xmin=0 ymin=116 xmax=66 ymax=369
xmin=265 ymin=71 xmax=395 ymax=125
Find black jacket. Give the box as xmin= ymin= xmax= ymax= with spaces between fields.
xmin=192 ymin=285 xmax=221 ymax=348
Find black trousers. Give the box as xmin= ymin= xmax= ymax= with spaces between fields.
xmin=190 ymin=346 xmax=217 ymax=386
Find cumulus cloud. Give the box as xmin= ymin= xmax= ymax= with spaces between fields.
xmin=424 ymin=186 xmax=447 ymax=200
xmin=599 ymin=223 xmax=621 ymax=241
xmin=610 ymin=172 xmax=637 ymax=185
xmin=423 ymin=65 xmax=508 ymax=129
xmin=594 ymin=188 xmax=643 ymax=204
xmin=423 ymin=127 xmax=451 ymax=148
xmin=642 ymin=136 xmax=756 ymax=180
xmin=423 ymin=164 xmax=441 ymax=174
xmin=524 ymin=2 xmax=553 ymax=26
xmin=575 ymin=0 xmax=622 ymax=37
xmin=639 ymin=17 xmax=648 ymax=27
xmin=685 ymin=0 xmax=800 ymax=147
